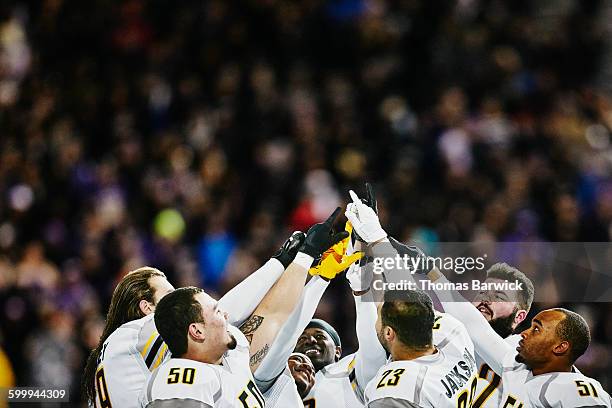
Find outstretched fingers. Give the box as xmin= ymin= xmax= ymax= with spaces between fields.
xmin=365 ymin=182 xmax=377 ymax=213
xmin=324 ymin=206 xmax=342 ymax=226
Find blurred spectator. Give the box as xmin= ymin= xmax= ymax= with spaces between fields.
xmin=26 ymin=309 xmax=81 ymax=392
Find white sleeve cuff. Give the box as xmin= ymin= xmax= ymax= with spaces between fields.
xmin=293 ymin=252 xmax=315 ymax=270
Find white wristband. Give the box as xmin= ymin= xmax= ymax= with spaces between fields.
xmin=292 ymin=252 xmax=315 ymax=270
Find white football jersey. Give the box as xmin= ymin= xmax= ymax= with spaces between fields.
xmin=432 ymin=311 xmax=473 ymax=355
xmin=140 ymin=326 xmax=272 ymax=408
xmin=141 ymin=326 xmax=267 ymax=408
xmin=302 ymin=353 xmax=363 ymax=408
xmin=364 ymin=311 xmax=477 ymax=408
xmin=498 ymin=350 xmax=611 ymax=408
xmin=365 ymin=346 xmax=477 ymax=408
xmin=262 ymin=365 xmax=302 ymax=407
xmin=300 ymin=312 xmax=468 ymax=408
xmin=95 ymin=314 xmax=170 ymax=408
xmin=471 ymin=334 xmax=521 ymax=408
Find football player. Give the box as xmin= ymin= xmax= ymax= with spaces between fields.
xmin=83 ymin=267 xmax=174 ymax=407
xmin=428 ymin=268 xmax=612 ymax=408
xmin=365 ymin=290 xmax=477 ymax=407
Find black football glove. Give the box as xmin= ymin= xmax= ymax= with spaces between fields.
xmin=353 ymin=182 xmax=378 ymax=243
xmin=300 ymin=207 xmax=349 ymax=259
xmin=273 ymin=231 xmax=307 ymax=269
xmin=388 ymin=236 xmax=432 ymax=275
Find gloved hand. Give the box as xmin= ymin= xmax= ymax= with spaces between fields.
xmin=388 ymin=236 xmax=431 ymax=275
xmin=300 ymin=207 xmax=349 ymax=259
xmin=345 ymin=190 xmax=387 ymax=244
xmin=309 ymin=236 xmax=363 ymax=280
xmin=345 ymin=261 xmax=372 ymax=292
xmin=351 ymin=182 xmax=377 ymax=243
xmin=272 ymin=231 xmax=307 ymax=268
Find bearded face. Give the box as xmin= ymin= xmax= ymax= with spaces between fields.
xmin=472 ymin=278 xmax=523 ymax=337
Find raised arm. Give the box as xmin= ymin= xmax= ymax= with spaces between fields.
xmin=240 ymin=208 xmax=349 ymax=372
xmin=253 ymin=275 xmax=329 ymax=390
xmin=218 ymin=232 xmax=305 ymax=326
xmin=426 ymin=269 xmax=511 ymax=374
xmin=345 ymin=236 xmax=387 ymax=393
xmin=254 ymin=233 xmax=363 ymax=388
xmin=352 ymin=288 xmax=387 ymax=391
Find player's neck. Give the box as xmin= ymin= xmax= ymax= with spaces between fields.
xmin=530 ymin=360 xmax=572 ymax=376
xmin=183 ymin=347 xmax=222 ymax=365
xmin=392 ymin=343 xmax=437 ymax=362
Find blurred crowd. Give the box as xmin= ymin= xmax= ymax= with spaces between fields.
xmin=1 ymin=0 xmax=612 ymax=404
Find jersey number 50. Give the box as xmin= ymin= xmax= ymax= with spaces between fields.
xmin=167 ymin=367 xmax=196 ymax=384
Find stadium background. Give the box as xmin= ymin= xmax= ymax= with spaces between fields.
xmin=0 ymin=0 xmax=611 ymax=405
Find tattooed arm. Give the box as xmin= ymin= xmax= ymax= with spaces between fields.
xmin=240 ymin=208 xmax=347 ymax=372
xmin=239 ymin=253 xmax=313 ymax=372
xmin=253 ymin=276 xmax=329 ymax=391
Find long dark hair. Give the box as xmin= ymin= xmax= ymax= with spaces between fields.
xmin=82 ymin=267 xmax=166 ymax=405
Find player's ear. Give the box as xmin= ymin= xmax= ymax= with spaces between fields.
xmin=139 ymin=299 xmax=154 ymax=316
xmin=385 ymin=326 xmax=394 ymax=342
xmin=513 ymin=309 xmax=528 ymax=329
xmin=552 ymin=340 xmax=570 ymax=357
xmin=334 ymin=346 xmax=342 ymax=361
xmin=188 ymin=322 xmax=205 ymax=341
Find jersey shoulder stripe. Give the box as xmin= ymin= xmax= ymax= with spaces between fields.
xmin=140 ymin=329 xmax=158 ymax=359
xmin=151 ymin=344 xmax=169 ymax=371
xmin=123 ymin=314 xmax=170 ymax=372
xmin=145 ymin=335 xmax=165 ymax=368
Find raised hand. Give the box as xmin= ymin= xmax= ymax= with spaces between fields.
xmin=272 ymin=231 xmax=307 ymax=268
xmin=300 ymin=207 xmax=350 ymax=259
xmin=388 ymin=237 xmax=431 ymax=275
xmin=309 ymin=237 xmax=363 ymax=280
xmin=351 ymin=182 xmax=377 ymax=243
xmin=345 ymin=190 xmax=387 ymax=244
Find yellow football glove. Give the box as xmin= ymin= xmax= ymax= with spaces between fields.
xmin=309 ymin=236 xmax=363 ymax=280
xmin=345 ymin=220 xmax=353 ymax=235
